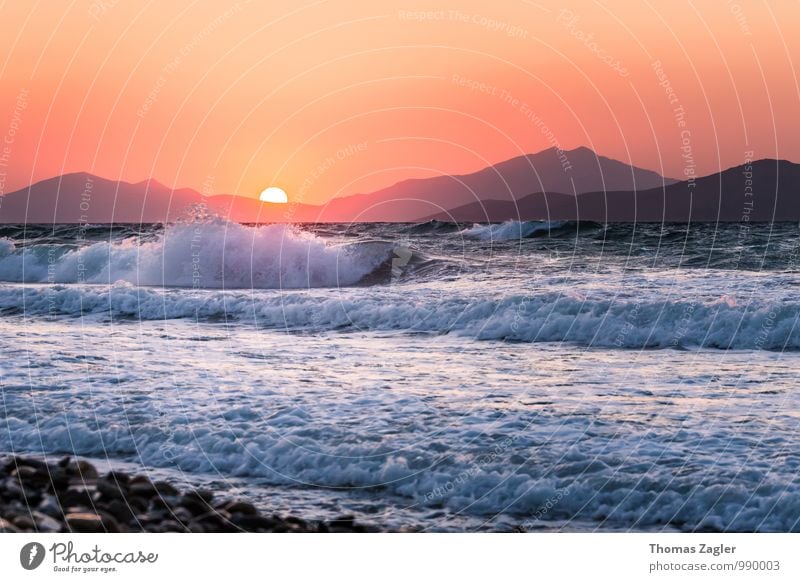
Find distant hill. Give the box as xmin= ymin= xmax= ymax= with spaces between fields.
xmin=302 ymin=146 xmax=675 ymax=222
xmin=7 ymin=150 xmax=796 ymax=224
xmin=0 ymin=147 xmax=674 ymax=223
xmin=0 ymin=172 xmax=203 ymax=223
xmin=422 ymin=159 xmax=800 ymax=223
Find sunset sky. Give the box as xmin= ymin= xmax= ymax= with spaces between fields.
xmin=0 ymin=0 xmax=797 ymax=203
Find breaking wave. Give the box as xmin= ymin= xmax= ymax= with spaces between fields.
xmin=461 ymin=220 xmax=570 ymax=241
xmin=0 ymin=220 xmax=400 ymax=289
xmin=2 ymin=286 xmax=797 ymax=350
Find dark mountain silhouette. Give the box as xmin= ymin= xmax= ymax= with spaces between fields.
xmin=0 ymin=172 xmax=203 ymax=223
xmin=303 ymin=146 xmax=675 ymax=222
xmin=4 ymin=152 xmax=796 ymax=224
xmin=0 ymin=147 xmax=674 ymax=223
xmin=423 ymin=159 xmax=800 ymax=223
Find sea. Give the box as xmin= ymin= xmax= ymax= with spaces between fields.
xmin=1 ymin=218 xmax=799 ymax=531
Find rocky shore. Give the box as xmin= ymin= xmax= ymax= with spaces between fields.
xmin=0 ymin=456 xmax=378 ymax=533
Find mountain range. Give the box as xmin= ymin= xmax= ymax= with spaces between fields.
xmin=0 ymin=147 xmax=797 ymax=223
xmin=423 ymin=158 xmax=799 ymax=223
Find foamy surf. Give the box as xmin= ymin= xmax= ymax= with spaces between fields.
xmin=3 ymin=409 xmax=796 ymax=531
xmin=3 ymin=221 xmax=800 ymax=532
xmin=2 ymin=285 xmax=795 ymax=350
xmin=0 ymin=220 xmax=398 ymax=289
xmin=460 ymin=220 xmax=568 ymax=241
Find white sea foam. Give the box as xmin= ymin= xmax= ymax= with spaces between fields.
xmin=1 ymin=285 xmax=795 ymax=349
xmin=0 ymin=237 xmax=15 ymax=257
xmin=2 ymin=408 xmax=796 ymax=531
xmin=461 ymin=220 xmax=565 ymax=241
xmin=3 ymin=222 xmax=800 ymax=532
xmin=0 ymin=221 xmax=393 ymax=288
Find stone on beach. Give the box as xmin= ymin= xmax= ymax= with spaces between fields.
xmin=0 ymin=456 xmax=377 ymax=533
xmin=65 ymin=512 xmax=105 ymax=533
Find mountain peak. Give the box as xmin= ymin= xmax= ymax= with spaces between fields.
xmin=311 ymin=147 xmax=676 ymax=221
xmin=6 ymin=152 xmax=795 ymax=223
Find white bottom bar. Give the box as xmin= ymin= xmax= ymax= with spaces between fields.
xmin=1 ymin=533 xmax=797 ymax=581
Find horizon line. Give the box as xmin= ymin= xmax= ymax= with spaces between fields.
xmin=4 ymin=147 xmax=796 ymax=203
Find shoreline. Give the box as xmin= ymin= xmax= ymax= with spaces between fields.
xmin=0 ymin=456 xmax=380 ymax=533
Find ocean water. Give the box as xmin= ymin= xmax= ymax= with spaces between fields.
xmin=1 ymin=219 xmax=800 ymax=531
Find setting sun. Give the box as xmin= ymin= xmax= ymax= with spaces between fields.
xmin=258 ymin=186 xmax=288 ymax=204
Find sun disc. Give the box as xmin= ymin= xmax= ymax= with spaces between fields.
xmin=259 ymin=186 xmax=288 ymax=204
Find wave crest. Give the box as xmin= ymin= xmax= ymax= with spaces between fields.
xmin=3 ymin=287 xmax=797 ymax=350
xmin=0 ymin=221 xmax=398 ymax=289
xmin=461 ymin=220 xmax=568 ymax=241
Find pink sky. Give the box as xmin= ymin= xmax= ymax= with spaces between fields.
xmin=0 ymin=0 xmax=797 ymax=203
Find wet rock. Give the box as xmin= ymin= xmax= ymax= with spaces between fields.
xmin=105 ymin=471 xmax=131 ymax=485
xmin=212 ymin=508 xmax=231 ymax=521
xmin=65 ymin=512 xmax=105 ymax=533
xmin=190 ymin=509 xmax=234 ymax=531
xmin=153 ymin=481 xmax=179 ymax=496
xmin=128 ymin=474 xmax=152 ymax=486
xmin=132 ymin=513 xmax=162 ymax=529
xmin=12 ymin=514 xmax=35 ymax=530
xmin=128 ymin=480 xmax=158 ymax=498
xmin=130 ymin=496 xmax=151 ymax=512
xmin=3 ymin=472 xmax=41 ymax=505
xmin=96 ymin=479 xmax=126 ymax=501
xmin=65 ymin=459 xmax=99 ymax=480
xmin=103 ymin=499 xmax=137 ymax=524
xmin=157 ymin=520 xmax=186 ymax=532
xmin=16 ymin=486 xmax=42 ymax=507
xmin=150 ymin=494 xmax=179 ymax=511
xmin=225 ymin=500 xmax=257 ymax=515
xmin=57 ymin=484 xmax=95 ymax=507
xmin=32 ymin=511 xmax=62 ymax=533
xmin=179 ymin=494 xmax=212 ymax=516
xmin=11 ymin=465 xmax=41 ymax=482
xmin=7 ymin=456 xmax=48 ymax=473
xmin=1 ymin=455 xmax=378 ymax=533
xmin=285 ymin=516 xmax=308 ymax=529
xmin=95 ymin=511 xmax=121 ymax=533
xmin=184 ymin=488 xmax=214 ymax=504
xmin=1 ymin=477 xmax=24 ymax=501
xmin=171 ymin=506 xmax=194 ymax=524
xmin=47 ymin=467 xmax=70 ymax=492
xmin=37 ymin=495 xmax=62 ymax=518
xmin=330 ymin=515 xmax=356 ymax=529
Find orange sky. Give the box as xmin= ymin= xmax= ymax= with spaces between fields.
xmin=0 ymin=0 xmax=797 ymax=203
